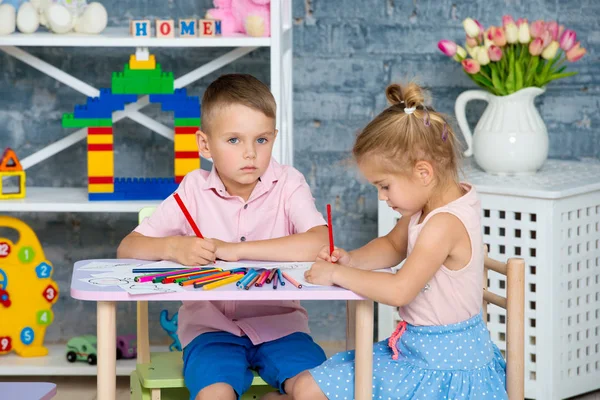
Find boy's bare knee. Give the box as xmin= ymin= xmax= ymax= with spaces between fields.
xmin=195 ymin=382 xmax=236 ymax=400
xmin=290 ymin=371 xmax=326 ymax=400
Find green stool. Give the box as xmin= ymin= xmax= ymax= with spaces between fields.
xmin=131 ymin=207 xmax=275 ymax=400
xmin=129 ymin=352 xmax=274 ymax=400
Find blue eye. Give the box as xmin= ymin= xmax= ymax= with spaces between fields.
xmin=228 ymin=138 xmax=239 ymax=144
xmin=257 ymin=138 xmax=268 ymax=144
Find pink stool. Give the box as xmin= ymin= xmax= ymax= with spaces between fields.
xmin=0 ymin=382 xmax=57 ymax=400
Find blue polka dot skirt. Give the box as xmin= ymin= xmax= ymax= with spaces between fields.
xmin=310 ymin=314 xmax=508 ymax=399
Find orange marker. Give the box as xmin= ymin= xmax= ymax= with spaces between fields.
xmin=162 ymin=268 xmax=221 ymax=284
xmin=202 ymin=274 xmax=244 ymax=290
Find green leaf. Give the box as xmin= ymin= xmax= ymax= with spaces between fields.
xmin=555 ymin=66 xmax=567 ymax=74
xmin=506 ymin=48 xmax=516 ymax=93
xmin=515 ymin=62 xmax=523 ymax=91
xmin=547 ymin=71 xmax=578 ymax=81
xmin=525 ymin=56 xmax=540 ymax=87
xmin=491 ymin=64 xmax=506 ymax=95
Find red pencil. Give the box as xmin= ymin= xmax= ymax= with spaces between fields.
xmin=327 ymin=204 xmax=334 ymax=256
xmin=174 ymin=193 xmax=204 ymax=238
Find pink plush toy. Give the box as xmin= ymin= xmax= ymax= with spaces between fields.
xmin=206 ymin=0 xmax=270 ymax=37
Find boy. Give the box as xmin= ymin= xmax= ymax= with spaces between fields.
xmin=117 ymin=74 xmax=328 ymax=400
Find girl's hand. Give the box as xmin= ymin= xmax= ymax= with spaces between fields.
xmin=210 ymin=239 xmax=240 ymax=262
xmin=316 ymin=245 xmax=353 ymax=266
xmin=304 ymin=260 xmax=339 ymax=286
xmin=168 ymin=236 xmax=216 ymax=266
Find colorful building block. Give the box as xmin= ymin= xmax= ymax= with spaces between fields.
xmin=0 ymin=149 xmax=25 ymax=200
xmin=130 ymin=20 xmax=151 ymax=37
xmin=129 ymin=54 xmax=157 ymax=70
xmin=156 ymin=19 xmax=175 ymax=38
xmin=179 ymin=19 xmax=197 ymax=37
xmin=62 ymin=53 xmax=203 ymax=201
xmin=199 ymin=19 xmax=216 ymax=37
xmin=0 ymin=148 xmax=22 ymax=171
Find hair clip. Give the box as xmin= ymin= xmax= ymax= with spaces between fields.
xmin=404 ymin=107 xmax=416 ymax=114
xmin=441 ymin=123 xmax=448 ymax=142
xmin=422 ymin=105 xmax=431 ymax=127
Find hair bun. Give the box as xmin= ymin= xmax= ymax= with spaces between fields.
xmin=385 ymin=82 xmax=426 ymax=110
xmin=385 ymin=84 xmax=404 ymax=106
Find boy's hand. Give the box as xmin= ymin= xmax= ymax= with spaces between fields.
xmin=316 ymin=245 xmax=352 ymax=266
xmin=305 ymin=260 xmax=338 ymax=286
xmin=168 ymin=236 xmax=216 ymax=266
xmin=210 ymin=239 xmax=240 ymax=262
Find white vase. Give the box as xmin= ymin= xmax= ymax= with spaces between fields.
xmin=455 ymin=87 xmax=548 ymax=175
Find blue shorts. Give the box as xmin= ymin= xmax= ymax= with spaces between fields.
xmin=182 ymin=331 xmax=326 ymax=400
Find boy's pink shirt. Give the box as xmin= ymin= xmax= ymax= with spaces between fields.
xmin=135 ymin=159 xmax=326 ymax=348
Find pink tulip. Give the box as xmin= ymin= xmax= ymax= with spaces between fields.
xmin=488 ymin=45 xmax=503 ymax=61
xmin=546 ymin=21 xmax=559 ymax=40
xmin=558 ymin=25 xmax=565 ymax=40
xmin=530 ymin=20 xmax=545 ymax=38
xmin=528 ymin=38 xmax=544 ymax=56
xmin=566 ymin=42 xmax=586 ymax=62
xmin=559 ymin=29 xmax=577 ymax=51
xmin=462 ymin=59 xmax=481 ymax=74
xmin=492 ymin=27 xmax=507 ymax=46
xmin=438 ymin=39 xmax=458 ymax=57
xmin=541 ymin=30 xmax=552 ymax=48
xmin=516 ymin=18 xmax=528 ymax=27
xmin=466 ymin=35 xmax=478 ymax=48
xmin=502 ymin=15 xmax=515 ymax=27
xmin=474 ymin=19 xmax=484 ymax=33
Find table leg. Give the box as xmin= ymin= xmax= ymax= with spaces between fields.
xmin=354 ymin=300 xmax=374 ymax=400
xmin=137 ymin=301 xmax=150 ymax=364
xmin=97 ymin=301 xmax=117 ymax=400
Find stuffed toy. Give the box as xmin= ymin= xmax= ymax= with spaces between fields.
xmin=0 ymin=0 xmax=107 ymax=35
xmin=206 ymin=0 xmax=270 ymax=37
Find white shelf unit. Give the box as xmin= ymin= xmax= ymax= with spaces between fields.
xmin=0 ymin=1 xmax=293 ymax=376
xmin=0 ymin=0 xmax=293 ymax=213
xmin=377 ymin=159 xmax=600 ymax=400
xmin=0 ymin=344 xmax=167 ymax=376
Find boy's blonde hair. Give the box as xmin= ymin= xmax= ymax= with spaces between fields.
xmin=201 ymin=74 xmax=276 ymax=133
xmin=353 ymin=82 xmax=461 ymax=183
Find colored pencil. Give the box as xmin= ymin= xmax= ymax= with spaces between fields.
xmin=244 ymin=273 xmax=261 ymax=290
xmin=191 ymin=273 xmax=239 ymax=289
xmin=161 ymin=269 xmax=221 ymax=284
xmin=201 ymin=274 xmax=244 ymax=290
xmin=135 ymin=267 xmax=206 ymax=283
xmin=174 ymin=193 xmax=204 ymax=238
xmin=282 ymin=271 xmax=302 ymax=289
xmin=181 ymin=271 xmax=230 ymax=287
xmin=172 ymin=270 xmax=224 ymax=284
xmin=238 ymin=269 xmax=257 ymax=288
xmin=277 ymin=269 xmax=285 ymax=286
xmin=132 ymin=268 xmax=183 ymax=273
xmin=255 ymin=270 xmax=269 ymax=287
xmin=327 ymin=203 xmax=334 ymax=256
xmin=266 ymin=269 xmax=277 ymax=284
xmin=272 ymin=274 xmax=278 ymax=290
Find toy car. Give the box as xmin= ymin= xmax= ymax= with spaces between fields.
xmin=65 ymin=335 xmax=97 ymax=365
xmin=116 ymin=333 xmax=137 ymax=359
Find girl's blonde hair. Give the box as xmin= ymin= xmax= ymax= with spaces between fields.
xmin=353 ymin=82 xmax=461 ymax=184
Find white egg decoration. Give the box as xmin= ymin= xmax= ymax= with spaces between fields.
xmin=16 ymin=2 xmax=39 ymax=33
xmin=0 ymin=3 xmax=16 ymax=35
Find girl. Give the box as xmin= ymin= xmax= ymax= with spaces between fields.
xmin=294 ymin=82 xmax=508 ymax=400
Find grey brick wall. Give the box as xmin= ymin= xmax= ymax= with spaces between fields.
xmin=0 ymin=0 xmax=597 ymax=345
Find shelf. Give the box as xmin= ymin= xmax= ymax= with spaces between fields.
xmin=0 ymin=344 xmax=168 ymax=376
xmin=0 ymin=27 xmax=271 ymax=48
xmin=0 ymin=187 xmax=162 ymax=213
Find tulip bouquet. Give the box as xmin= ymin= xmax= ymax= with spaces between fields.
xmin=438 ymin=16 xmax=586 ymax=96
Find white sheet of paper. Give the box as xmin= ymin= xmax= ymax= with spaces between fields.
xmin=79 ymin=261 xmax=142 ymax=271
xmin=119 ymin=282 xmax=186 ymax=295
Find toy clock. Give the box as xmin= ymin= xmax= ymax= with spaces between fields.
xmin=0 ymin=216 xmax=59 ymax=357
